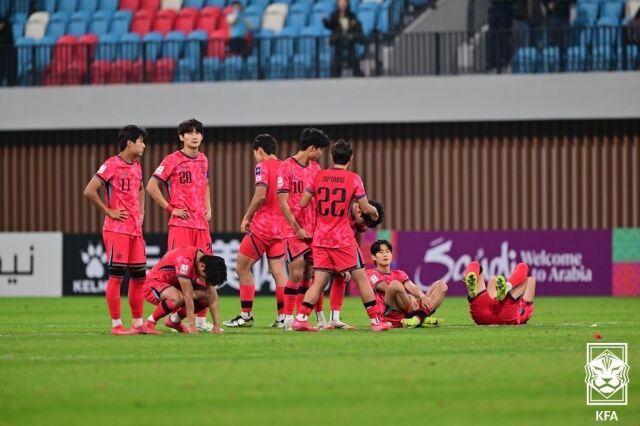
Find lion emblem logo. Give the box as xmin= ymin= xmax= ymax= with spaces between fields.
xmin=585 ymin=349 xmax=629 ymax=399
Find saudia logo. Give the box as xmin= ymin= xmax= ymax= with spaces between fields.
xmin=413 ymin=238 xmax=594 ymax=286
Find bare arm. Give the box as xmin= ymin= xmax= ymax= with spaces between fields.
xmin=299 ymin=190 xmax=313 ymax=208
xmin=240 ymin=185 xmax=267 ymax=233
xmin=146 ymin=177 xmax=189 ymax=219
xmin=278 ymin=192 xmax=309 ymax=240
xmin=206 ymin=285 xmax=222 ymax=334
xmin=205 ymin=181 xmax=212 ymax=222
xmin=357 ymin=196 xmax=378 ymax=220
xmin=83 ymin=177 xmax=128 ymax=220
xmin=403 ymin=280 xmax=424 ymax=298
xmin=178 ymin=277 xmax=197 ymax=333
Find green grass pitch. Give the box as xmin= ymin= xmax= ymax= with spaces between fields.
xmin=0 ymin=296 xmax=638 ymax=426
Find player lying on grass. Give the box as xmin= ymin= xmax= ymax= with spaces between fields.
xmin=366 ymin=239 xmax=447 ymax=329
xmin=463 ymin=261 xmax=535 ymax=325
xmin=140 ymin=246 xmax=228 ymax=334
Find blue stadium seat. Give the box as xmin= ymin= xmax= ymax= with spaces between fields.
xmin=34 ymin=35 xmax=56 ymax=72
xmin=98 ymin=0 xmax=119 ymax=12
xmin=286 ymin=2 xmax=310 ymax=30
xmin=110 ymin=10 xmax=133 ymax=35
xmin=591 ymin=45 xmax=612 ymax=70
xmin=356 ymin=4 xmax=377 ymax=36
xmin=202 ymin=56 xmax=220 ymax=80
xmin=616 ymin=45 xmax=639 ymax=70
xmin=249 ymin=0 xmax=270 ymax=13
xmin=162 ymin=31 xmax=185 ymax=60
xmin=78 ymin=0 xmax=98 ymax=12
xmin=96 ymin=32 xmax=120 ymax=60
xmin=185 ymin=30 xmax=207 ymax=64
xmin=594 ymin=18 xmax=619 ymax=47
xmin=120 ymin=32 xmax=142 ymax=60
xmin=205 ymin=0 xmax=226 ymax=8
xmin=309 ymin=3 xmax=332 ymax=28
xmin=176 ymin=57 xmax=197 ymax=81
xmin=16 ymin=37 xmax=35 ymax=85
xmin=377 ymin=0 xmax=392 ymax=33
xmin=512 ymin=47 xmax=537 ymax=73
xmin=11 ymin=14 xmax=28 ymax=40
xmin=539 ymin=46 xmax=560 ymax=73
xmin=143 ymin=31 xmax=163 ymax=60
xmin=183 ymin=0 xmax=206 ymax=8
xmin=57 ymin=0 xmax=79 ymax=13
xmin=46 ymin=12 xmax=69 ymax=39
xmin=575 ymin=3 xmax=599 ymax=26
xmin=272 ymin=0 xmax=293 ymax=6
xmin=243 ymin=6 xmax=263 ymax=30
xmin=267 ymin=26 xmax=297 ymax=78
xmin=89 ymin=10 xmax=111 ymax=35
xmin=566 ymin=45 xmax=587 ymax=71
xmin=221 ymin=55 xmax=244 ymax=80
xmin=40 ymin=0 xmax=58 ymax=14
xmin=600 ymin=1 xmax=624 ymax=21
xmin=68 ymin=11 xmax=91 ymax=36
xmin=293 ymin=0 xmax=313 ymax=9
xmin=293 ymin=25 xmax=331 ymax=77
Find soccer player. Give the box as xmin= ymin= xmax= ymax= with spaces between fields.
xmin=292 ymin=140 xmax=391 ymax=332
xmin=276 ymin=128 xmax=333 ymax=329
xmin=223 ymin=134 xmax=288 ymax=328
xmin=367 ymin=239 xmax=447 ymax=329
xmin=141 ymin=246 xmax=227 ymax=334
xmin=146 ymin=118 xmax=214 ymax=332
xmin=463 ymin=261 xmax=535 ymax=325
xmin=83 ymin=125 xmax=148 ymax=335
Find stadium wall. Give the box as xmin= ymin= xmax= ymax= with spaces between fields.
xmin=1 ymin=120 xmax=638 ymax=233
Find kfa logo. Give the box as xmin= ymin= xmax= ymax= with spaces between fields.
xmin=585 ymin=343 xmax=629 ymax=406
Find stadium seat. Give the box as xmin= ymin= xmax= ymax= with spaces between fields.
xmin=293 ymin=25 xmax=331 ymax=77
xmin=90 ymin=59 xmax=110 ymax=84
xmin=161 ymin=0 xmax=184 ymax=10
xmin=57 ymin=0 xmax=79 ymax=13
xmin=285 ymin=3 xmax=309 ymax=30
xmin=131 ymin=9 xmax=155 ymax=34
xmin=205 ymin=0 xmax=226 ymax=8
xmin=243 ymin=6 xmax=263 ymax=31
xmin=575 ymin=3 xmax=599 ymax=26
xmin=46 ymin=12 xmax=68 ymax=39
xmin=207 ymin=29 xmax=228 ymax=57
xmin=25 ymin=12 xmax=50 ymax=40
xmin=293 ymin=0 xmax=313 ymax=9
xmin=15 ymin=37 xmax=35 ymax=85
xmin=250 ymin=0 xmax=270 ymax=13
xmin=566 ymin=45 xmax=587 ymax=71
xmin=162 ymin=31 xmax=185 ymax=59
xmin=119 ymin=0 xmax=140 ymax=12
xmin=539 ymin=46 xmax=560 ymax=73
xmin=98 ymin=0 xmax=119 ymax=12
xmin=34 ymin=35 xmax=56 ymax=72
xmin=591 ymin=45 xmax=612 ymax=70
xmin=617 ymin=45 xmax=639 ymax=70
xmin=594 ymin=18 xmax=619 ymax=47
xmin=184 ymin=0 xmax=205 ymax=8
xmin=89 ymin=10 xmax=111 ymax=35
xmin=357 ymin=2 xmax=378 ymax=36
xmin=272 ymin=0 xmax=293 ymax=5
xmin=143 ymin=31 xmax=163 ymax=59
xmin=175 ymin=7 xmax=198 ymax=33
xmin=78 ymin=32 xmax=98 ymax=61
xmin=151 ymin=57 xmax=176 ymax=81
xmin=35 ymin=0 xmax=56 ymax=14
xmin=196 ymin=6 xmax=221 ymax=31
xmin=628 ymin=0 xmax=640 ymax=17
xmin=110 ymin=10 xmax=133 ymax=35
xmin=11 ymin=14 xmax=28 ymax=41
xmin=309 ymin=3 xmax=332 ymax=28
xmin=153 ymin=8 xmax=176 ymax=34
xmin=96 ymin=32 xmax=120 ymax=60
xmin=202 ymin=56 xmax=220 ymax=79
xmin=220 ymin=55 xmax=243 ymax=79
xmin=78 ymin=0 xmax=99 ymax=12
xmin=600 ymin=1 xmax=625 ymax=21
xmin=185 ymin=30 xmax=207 ymax=62
xmin=120 ymin=31 xmax=142 ymax=59
xmin=140 ymin=0 xmax=161 ymax=11
xmin=267 ymin=26 xmax=297 ymax=79
xmin=262 ymin=3 xmax=287 ymax=32
xmin=68 ymin=11 xmax=91 ymax=36
xmin=512 ymin=47 xmax=537 ymax=73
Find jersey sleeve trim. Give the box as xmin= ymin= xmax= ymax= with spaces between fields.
xmin=95 ymin=174 xmax=108 ymax=185
xmin=277 ymin=189 xmax=290 ymax=193
xmin=151 ymin=174 xmax=167 ymax=184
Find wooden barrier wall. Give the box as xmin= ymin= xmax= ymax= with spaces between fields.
xmin=1 ymin=120 xmax=638 ymax=232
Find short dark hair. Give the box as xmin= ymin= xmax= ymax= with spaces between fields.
xmin=178 ymin=118 xmax=204 ymax=136
xmin=200 ymin=255 xmax=228 ymax=287
xmin=331 ymin=139 xmax=353 ymax=165
xmin=253 ymin=134 xmax=277 ymax=155
xmin=118 ymin=125 xmax=147 ymax=152
xmin=371 ymin=239 xmax=393 ymax=256
xmin=299 ymin=128 xmax=330 ymax=150
xmin=362 ymin=199 xmax=384 ymax=228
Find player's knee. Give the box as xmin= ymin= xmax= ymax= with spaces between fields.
xmin=128 ymin=267 xmax=146 ymax=280
xmin=388 ymin=281 xmax=404 ymax=294
xmin=288 ymin=268 xmax=304 ymax=283
xmin=108 ymin=265 xmax=125 ymax=278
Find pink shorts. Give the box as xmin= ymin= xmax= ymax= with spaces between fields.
xmin=285 ymin=237 xmax=312 ymax=262
xmin=313 ymin=245 xmax=365 ymax=273
xmin=143 ymin=279 xmax=170 ymax=305
xmin=168 ymin=225 xmax=212 ymax=254
xmin=103 ymin=230 xmax=146 ymax=267
xmin=239 ymin=232 xmax=285 ymax=260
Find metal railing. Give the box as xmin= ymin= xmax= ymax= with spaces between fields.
xmin=0 ymin=25 xmax=638 ymax=87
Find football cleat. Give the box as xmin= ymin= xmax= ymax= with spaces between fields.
xmin=371 ymin=321 xmax=393 ymax=332
xmin=135 ymin=321 xmax=163 ymax=335
xmin=508 ymin=263 xmax=529 ymax=287
xmin=465 ymin=272 xmax=478 ymax=298
xmin=421 ymin=316 xmax=444 ymax=327
xmin=223 ymin=314 xmax=254 ymax=328
xmin=317 ymin=320 xmax=335 ymax=330
xmin=270 ymin=319 xmax=285 ymax=329
xmin=292 ymin=319 xmax=318 ymax=332
xmin=400 ymin=316 xmax=422 ymax=328
xmin=495 ymin=275 xmax=510 ymax=301
xmin=164 ymin=318 xmax=190 ymax=333
xmin=196 ymin=321 xmax=214 ymax=332
xmin=111 ymin=324 xmax=133 ymax=335
xmin=330 ymin=320 xmax=357 ymax=330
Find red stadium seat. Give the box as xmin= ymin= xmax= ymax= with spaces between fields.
xmin=42 ymin=35 xmax=91 ymax=86
xmin=152 ymin=9 xmax=176 ymax=34
xmin=78 ymin=33 xmax=98 ymax=62
xmin=131 ymin=9 xmax=155 ymax=35
xmin=207 ymin=29 xmax=228 ymax=58
xmin=119 ymin=0 xmax=140 ymax=11
xmin=91 ymin=60 xmax=110 ymax=84
xmin=196 ymin=7 xmax=220 ymax=32
xmin=175 ymin=8 xmax=197 ymax=34
xmin=139 ymin=0 xmax=160 ymax=12
xmin=108 ymin=59 xmax=133 ymax=83
xmin=152 ymin=58 xmax=175 ymax=82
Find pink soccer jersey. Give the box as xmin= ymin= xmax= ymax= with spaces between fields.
xmin=95 ymin=155 xmax=143 ymax=236
xmin=307 ymin=168 xmax=366 ymax=248
xmin=147 ymin=246 xmax=202 ymax=288
xmin=276 ymin=157 xmax=321 ymax=238
xmin=153 ymin=151 xmax=209 ymax=230
xmin=250 ymin=158 xmax=286 ymax=240
xmin=367 ymin=268 xmax=411 ymax=305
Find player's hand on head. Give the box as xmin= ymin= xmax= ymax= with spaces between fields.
xmin=369 ymin=206 xmax=379 ymax=221
xmin=172 ymin=207 xmax=190 ymax=219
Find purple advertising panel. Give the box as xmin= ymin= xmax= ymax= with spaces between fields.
xmin=395 ymin=231 xmax=612 ymax=296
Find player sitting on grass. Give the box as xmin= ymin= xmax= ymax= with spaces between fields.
xmin=140 ymin=246 xmax=227 ymax=334
xmin=463 ymin=261 xmax=535 ymax=325
xmin=366 ymin=239 xmax=447 ymax=328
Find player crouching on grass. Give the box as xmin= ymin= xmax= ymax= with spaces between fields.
xmin=463 ymin=261 xmax=535 ymax=325
xmin=140 ymin=247 xmax=227 ymax=334
xmin=367 ymin=240 xmax=447 ymax=329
